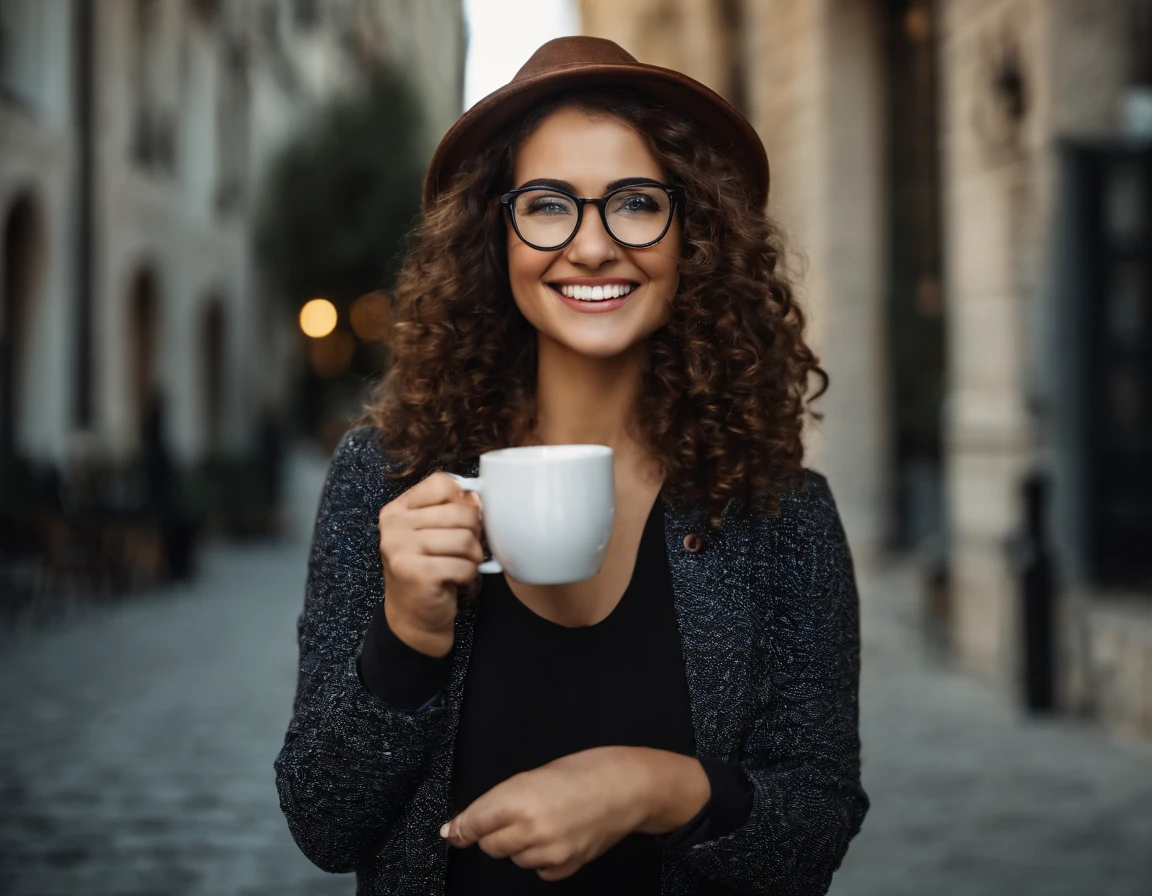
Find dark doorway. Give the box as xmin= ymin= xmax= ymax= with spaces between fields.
xmin=883 ymin=0 xmax=947 ymax=553
xmin=1 ymin=192 xmax=43 ymax=462
xmin=1062 ymin=145 xmax=1152 ymax=590
xmin=129 ymin=266 xmax=161 ymax=450
xmin=201 ymin=297 xmax=226 ymax=450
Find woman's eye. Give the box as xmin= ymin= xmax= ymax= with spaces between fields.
xmin=615 ymin=194 xmax=661 ymax=213
xmin=525 ymin=196 xmax=573 ymax=215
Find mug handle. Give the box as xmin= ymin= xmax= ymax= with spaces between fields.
xmin=445 ymin=473 xmax=502 ymax=574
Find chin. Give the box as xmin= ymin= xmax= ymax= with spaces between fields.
xmin=516 ymin=287 xmax=672 ymax=359
xmin=562 ymin=338 xmax=639 ymax=359
xmin=545 ymin=324 xmax=658 ymax=360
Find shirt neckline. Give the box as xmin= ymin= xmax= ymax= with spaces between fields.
xmin=485 ymin=492 xmax=666 ymax=632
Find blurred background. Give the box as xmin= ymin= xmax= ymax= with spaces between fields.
xmin=1 ymin=1 xmax=1150 ymax=894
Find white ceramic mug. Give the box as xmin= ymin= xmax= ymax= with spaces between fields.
xmin=446 ymin=444 xmax=615 ymax=585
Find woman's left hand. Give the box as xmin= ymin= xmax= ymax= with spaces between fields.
xmin=440 ymin=745 xmax=652 ymax=881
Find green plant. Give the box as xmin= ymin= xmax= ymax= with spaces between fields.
xmin=253 ymin=68 xmax=427 ymax=311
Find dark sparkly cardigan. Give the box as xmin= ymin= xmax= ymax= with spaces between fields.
xmin=274 ymin=427 xmax=869 ymax=895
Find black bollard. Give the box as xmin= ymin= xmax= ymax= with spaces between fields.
xmin=1017 ymin=469 xmax=1056 ymax=712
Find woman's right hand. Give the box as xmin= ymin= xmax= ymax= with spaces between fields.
xmin=378 ymin=472 xmax=485 ymax=658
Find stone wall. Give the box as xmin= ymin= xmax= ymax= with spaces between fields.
xmin=578 ymin=0 xmax=739 ymax=100
xmin=938 ymin=0 xmax=1145 ymax=705
xmin=937 ymin=0 xmax=1046 ymax=687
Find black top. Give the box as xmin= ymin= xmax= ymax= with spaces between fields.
xmin=358 ymin=493 xmax=753 ymax=891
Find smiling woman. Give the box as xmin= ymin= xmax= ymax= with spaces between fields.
xmin=275 ymin=36 xmax=868 ymax=896
xmin=371 ymin=78 xmax=821 ymax=524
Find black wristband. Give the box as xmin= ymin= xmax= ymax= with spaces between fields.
xmin=357 ymin=600 xmax=453 ymax=710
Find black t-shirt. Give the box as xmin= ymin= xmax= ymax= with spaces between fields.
xmin=359 ymin=493 xmax=753 ymax=892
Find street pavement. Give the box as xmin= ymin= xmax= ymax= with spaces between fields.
xmin=0 ymin=539 xmax=347 ymax=896
xmin=832 ymin=569 xmax=1152 ymax=896
xmin=1 ymin=523 xmax=1150 ymax=894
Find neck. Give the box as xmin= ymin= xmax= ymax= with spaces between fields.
xmin=532 ymin=332 xmax=647 ymax=459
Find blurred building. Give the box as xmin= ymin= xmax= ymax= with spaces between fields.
xmin=0 ymin=0 xmax=464 ymax=468
xmin=581 ymin=0 xmax=1152 ymax=741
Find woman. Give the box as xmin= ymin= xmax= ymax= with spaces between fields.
xmin=275 ymin=37 xmax=868 ymax=895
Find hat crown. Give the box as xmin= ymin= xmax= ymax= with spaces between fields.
xmin=513 ymin=36 xmax=637 ymax=83
xmin=424 ymin=37 xmax=768 ymax=209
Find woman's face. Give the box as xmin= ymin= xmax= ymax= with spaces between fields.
xmin=506 ymin=106 xmax=681 ymax=360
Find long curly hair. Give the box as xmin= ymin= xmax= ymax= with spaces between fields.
xmin=360 ymin=87 xmax=827 ymax=528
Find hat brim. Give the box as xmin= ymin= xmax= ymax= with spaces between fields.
xmin=422 ymin=62 xmax=769 ymax=209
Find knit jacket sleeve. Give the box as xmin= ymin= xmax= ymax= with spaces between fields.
xmin=273 ymin=427 xmax=451 ymax=874
xmin=673 ymin=472 xmax=869 ymax=894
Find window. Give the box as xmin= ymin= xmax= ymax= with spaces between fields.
xmin=294 ymin=0 xmax=319 ymax=30
xmin=0 ymin=0 xmax=43 ymax=110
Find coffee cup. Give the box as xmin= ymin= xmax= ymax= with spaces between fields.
xmin=446 ymin=444 xmax=615 ymax=585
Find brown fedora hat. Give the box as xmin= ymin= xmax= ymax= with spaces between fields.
xmin=422 ymin=36 xmax=769 ymax=208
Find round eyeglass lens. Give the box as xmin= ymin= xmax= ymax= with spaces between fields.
xmin=511 ymin=190 xmax=579 ymax=248
xmin=604 ymin=186 xmax=672 ymax=246
xmin=511 ymin=186 xmax=672 ymax=248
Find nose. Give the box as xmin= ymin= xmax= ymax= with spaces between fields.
xmin=564 ymin=205 xmax=618 ymax=267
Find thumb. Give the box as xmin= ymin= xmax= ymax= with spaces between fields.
xmin=440 ymin=814 xmax=476 ymax=848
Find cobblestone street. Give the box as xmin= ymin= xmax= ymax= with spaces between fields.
xmin=1 ymin=534 xmax=1150 ymax=895
xmin=0 ymin=540 xmax=346 ymax=896
xmin=833 ymin=573 xmax=1152 ymax=896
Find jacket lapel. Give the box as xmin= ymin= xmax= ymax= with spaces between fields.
xmin=661 ymin=497 xmax=757 ymax=761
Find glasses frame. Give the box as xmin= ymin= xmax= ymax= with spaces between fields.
xmin=499 ymin=182 xmax=686 ymax=251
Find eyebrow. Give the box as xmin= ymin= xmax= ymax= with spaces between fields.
xmin=513 ymin=176 xmax=662 ymax=194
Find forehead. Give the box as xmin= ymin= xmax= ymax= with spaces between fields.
xmin=513 ymin=106 xmax=666 ymax=192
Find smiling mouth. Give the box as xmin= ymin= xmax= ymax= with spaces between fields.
xmin=548 ymin=282 xmax=639 ymax=302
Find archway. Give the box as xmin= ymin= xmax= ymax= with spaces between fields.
xmin=1 ymin=191 xmax=45 ymax=461
xmin=128 ymin=265 xmax=161 ymax=448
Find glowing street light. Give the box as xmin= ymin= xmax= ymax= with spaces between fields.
xmin=299 ymin=298 xmax=337 ymax=338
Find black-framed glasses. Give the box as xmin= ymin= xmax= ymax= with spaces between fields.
xmin=500 ymin=182 xmax=685 ymax=251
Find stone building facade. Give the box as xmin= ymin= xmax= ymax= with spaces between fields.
xmin=0 ymin=0 xmax=465 ymax=467
xmin=579 ymin=0 xmax=1152 ymax=741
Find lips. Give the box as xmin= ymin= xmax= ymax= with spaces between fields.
xmin=546 ymin=281 xmax=639 ymax=314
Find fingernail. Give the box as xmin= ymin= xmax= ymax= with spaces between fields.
xmin=440 ymin=822 xmax=451 ymax=839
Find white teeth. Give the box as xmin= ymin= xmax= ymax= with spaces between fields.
xmin=557 ymin=283 xmax=635 ymax=301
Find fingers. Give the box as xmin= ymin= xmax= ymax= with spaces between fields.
xmin=387 ymin=554 xmax=478 ymax=587
xmin=508 ymin=842 xmax=569 ymax=869
xmin=416 ymin=529 xmax=485 ymax=564
xmin=535 ymin=858 xmax=583 ymax=881
xmin=443 ymin=800 xmax=513 ymax=850
xmin=405 ymin=502 xmax=482 ymax=538
xmin=379 ymin=478 xmax=484 ymax=572
xmin=476 ymin=824 xmax=536 ymax=860
xmin=393 ymin=471 xmax=470 ymax=511
xmin=443 ymin=810 xmax=582 ymax=878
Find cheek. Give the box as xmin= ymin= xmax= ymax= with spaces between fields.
xmin=507 ymin=238 xmax=550 ymax=285
xmin=637 ymin=245 xmax=681 ymax=305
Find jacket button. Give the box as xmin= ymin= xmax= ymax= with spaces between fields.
xmin=683 ymin=533 xmax=704 ymax=553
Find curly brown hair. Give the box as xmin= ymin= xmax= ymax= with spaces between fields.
xmin=359 ymin=87 xmax=828 ymax=528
